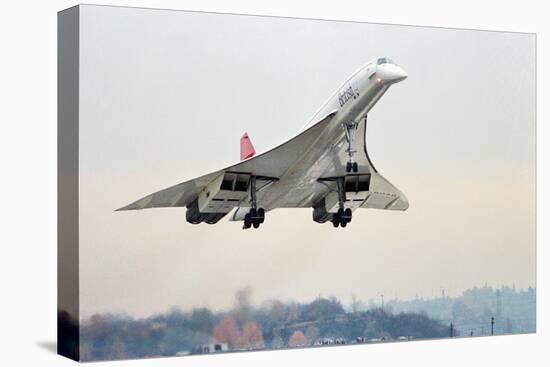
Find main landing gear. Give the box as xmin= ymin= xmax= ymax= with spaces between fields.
xmin=332 ymin=208 xmax=352 ymax=228
xmin=332 ymin=177 xmax=352 ymax=228
xmin=344 ymin=117 xmax=365 ymax=173
xmin=243 ymin=208 xmax=265 ymax=229
xmin=243 ymin=175 xmax=266 ymax=230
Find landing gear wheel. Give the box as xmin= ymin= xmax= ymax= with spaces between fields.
xmin=346 ymin=162 xmax=353 ymax=173
xmin=257 ymin=208 xmax=265 ymax=223
xmin=330 ymin=177 xmax=351 ymax=228
xmin=344 ymin=208 xmax=352 ymax=223
xmin=352 ymin=162 xmax=358 ymax=173
xmin=339 ymin=208 xmax=352 ymax=226
xmin=243 ymin=214 xmax=252 ymax=229
xmin=246 ymin=176 xmax=260 ymax=229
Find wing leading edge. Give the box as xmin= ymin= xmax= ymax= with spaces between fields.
xmin=116 ymin=110 xmax=338 ymax=212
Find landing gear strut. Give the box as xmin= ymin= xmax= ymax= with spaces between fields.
xmin=243 ymin=176 xmax=266 ymax=230
xmin=344 ymin=118 xmax=363 ymax=173
xmin=331 ymin=177 xmax=352 ymax=227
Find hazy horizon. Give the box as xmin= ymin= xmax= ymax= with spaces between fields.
xmin=78 ymin=5 xmax=536 ymax=319
xmin=79 ymin=282 xmax=535 ymax=319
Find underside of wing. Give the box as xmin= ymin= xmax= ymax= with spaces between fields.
xmin=328 ymin=116 xmax=408 ymax=211
xmin=115 ymin=170 xmax=222 ymax=211
xmin=360 ymin=172 xmax=409 ymax=211
xmin=272 ymin=115 xmax=409 ymax=212
xmin=116 ymin=110 xmax=338 ymax=213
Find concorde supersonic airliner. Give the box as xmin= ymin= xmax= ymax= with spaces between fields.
xmin=117 ymin=57 xmax=409 ymax=229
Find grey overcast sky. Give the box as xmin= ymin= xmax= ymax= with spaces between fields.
xmin=78 ymin=5 xmax=536 ymax=318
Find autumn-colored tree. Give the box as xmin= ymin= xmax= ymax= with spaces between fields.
xmin=238 ymin=321 xmax=264 ymax=349
xmin=211 ymin=316 xmax=241 ymax=348
xmin=288 ymin=330 xmax=308 ymax=347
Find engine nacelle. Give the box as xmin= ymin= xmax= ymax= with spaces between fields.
xmin=186 ymin=172 xmax=253 ymax=224
xmin=186 ymin=199 xmax=227 ymax=224
xmin=312 ymin=198 xmax=332 ymax=223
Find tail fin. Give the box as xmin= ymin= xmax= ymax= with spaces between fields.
xmin=240 ymin=132 xmax=256 ymax=160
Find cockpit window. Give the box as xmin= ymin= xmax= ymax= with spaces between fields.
xmin=377 ymin=57 xmax=394 ymax=65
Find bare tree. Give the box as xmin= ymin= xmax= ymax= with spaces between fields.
xmin=305 ymin=325 xmax=320 ymax=344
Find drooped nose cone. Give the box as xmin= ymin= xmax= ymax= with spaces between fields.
xmin=376 ymin=64 xmax=408 ymax=84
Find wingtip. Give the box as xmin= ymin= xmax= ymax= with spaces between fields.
xmin=115 ymin=204 xmax=136 ymax=212
xmin=396 ymin=196 xmax=409 ymax=211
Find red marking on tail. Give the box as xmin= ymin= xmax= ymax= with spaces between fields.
xmin=240 ymin=132 xmax=256 ymax=161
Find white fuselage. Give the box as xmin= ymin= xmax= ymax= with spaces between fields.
xmin=118 ymin=57 xmax=409 ymax=222
xmin=306 ymin=58 xmax=408 ymax=130
xmin=257 ymin=58 xmax=408 ymax=210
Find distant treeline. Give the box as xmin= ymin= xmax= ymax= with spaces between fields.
xmin=379 ymin=285 xmax=536 ymax=336
xmin=78 ymin=292 xmax=449 ymax=361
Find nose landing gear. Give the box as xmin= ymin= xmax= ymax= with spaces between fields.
xmin=346 ymin=161 xmax=358 ymax=173
xmin=343 ymin=117 xmax=365 ymax=173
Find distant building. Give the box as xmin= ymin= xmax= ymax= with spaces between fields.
xmin=199 ymin=343 xmax=228 ymax=353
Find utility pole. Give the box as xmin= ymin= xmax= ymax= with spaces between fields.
xmin=380 ymin=294 xmax=384 ymax=310
xmin=491 ymin=317 xmax=495 ymax=336
xmin=450 ymin=322 xmax=454 ymax=338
